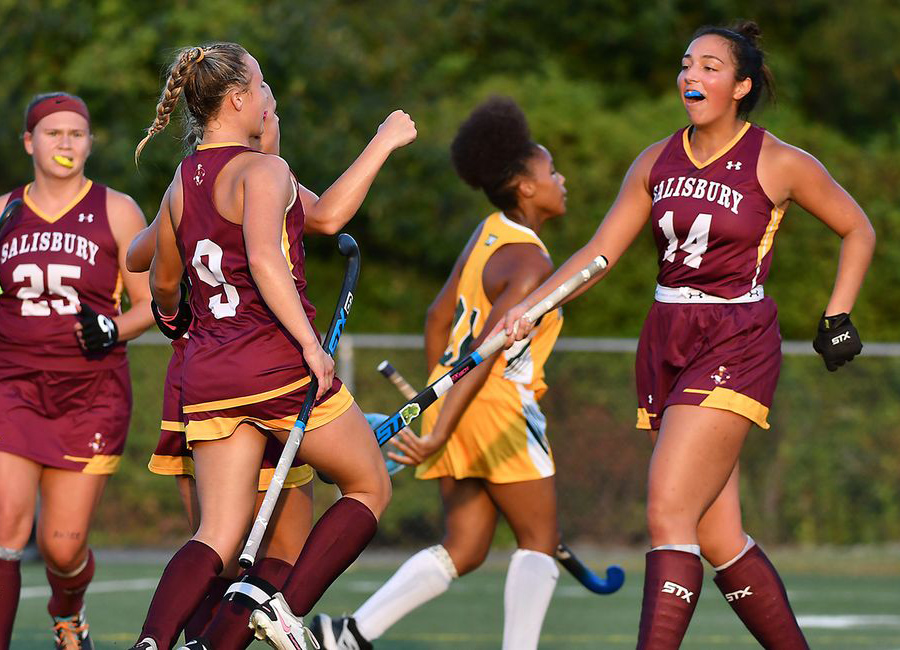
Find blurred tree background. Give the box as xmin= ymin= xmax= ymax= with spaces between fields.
xmin=1 ymin=0 xmax=899 ymax=545
xmin=1 ymin=0 xmax=898 ymax=339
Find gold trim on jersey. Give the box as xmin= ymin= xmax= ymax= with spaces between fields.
xmin=160 ymin=419 xmax=186 ymax=432
xmin=148 ymin=454 xmax=194 ymax=476
xmin=196 ymin=142 xmax=248 ymax=151
xmin=147 ymin=454 xmax=314 ymax=489
xmin=684 ymin=386 xmax=769 ymax=429
xmin=112 ymin=271 xmax=124 ymax=311
xmin=63 ymin=453 xmax=121 ymax=474
xmin=280 ymin=179 xmax=299 ymax=274
xmin=635 ymin=407 xmax=655 ymax=430
xmin=24 ymin=180 xmax=93 ymax=224
xmin=185 ymin=384 xmax=354 ymax=444
xmin=183 ymin=376 xmax=312 ymax=413
xmin=682 ymin=122 xmax=752 ymax=169
xmin=753 ymin=206 xmax=785 ymax=283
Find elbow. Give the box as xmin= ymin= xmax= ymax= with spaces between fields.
xmin=307 ymin=214 xmax=341 ymax=236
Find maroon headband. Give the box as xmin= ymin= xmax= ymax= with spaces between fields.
xmin=26 ymin=95 xmax=91 ymax=133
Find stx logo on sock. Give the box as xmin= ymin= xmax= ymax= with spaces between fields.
xmin=661 ymin=580 xmax=694 ymax=603
xmin=724 ymin=585 xmax=754 ymax=602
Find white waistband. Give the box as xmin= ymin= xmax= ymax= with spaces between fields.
xmin=654 ymin=284 xmax=764 ymax=304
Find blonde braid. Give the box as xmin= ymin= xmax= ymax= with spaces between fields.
xmin=134 ymin=46 xmax=205 ymax=164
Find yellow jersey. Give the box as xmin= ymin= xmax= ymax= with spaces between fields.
xmin=416 ymin=212 xmax=563 ymax=483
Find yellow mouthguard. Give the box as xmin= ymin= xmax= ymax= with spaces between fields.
xmin=52 ymin=155 xmax=74 ymax=168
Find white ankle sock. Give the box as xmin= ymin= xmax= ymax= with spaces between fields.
xmin=501 ymin=549 xmax=559 ymax=650
xmin=354 ymin=545 xmax=457 ymax=641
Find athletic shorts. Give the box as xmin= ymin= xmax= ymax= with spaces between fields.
xmin=415 ymin=378 xmax=554 ymax=483
xmin=0 ymin=362 xmax=131 ymax=473
xmin=635 ymin=297 xmax=781 ymax=431
xmin=147 ymin=344 xmax=313 ymax=490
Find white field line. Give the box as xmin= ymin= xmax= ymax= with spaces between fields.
xmin=796 ymin=614 xmax=900 ymax=629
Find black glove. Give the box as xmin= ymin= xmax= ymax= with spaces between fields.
xmin=813 ymin=312 xmax=862 ymax=371
xmin=151 ymin=283 xmax=193 ymax=340
xmin=77 ymin=303 xmax=119 ymax=352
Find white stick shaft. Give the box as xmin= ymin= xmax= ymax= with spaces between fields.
xmin=240 ymin=423 xmax=304 ymax=566
xmin=469 ymin=255 xmax=608 ymax=367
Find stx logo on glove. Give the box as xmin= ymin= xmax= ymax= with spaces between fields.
xmin=831 ymin=331 xmax=851 ymax=345
xmin=724 ymin=585 xmax=753 ymax=602
xmin=661 ymin=580 xmax=694 ymax=603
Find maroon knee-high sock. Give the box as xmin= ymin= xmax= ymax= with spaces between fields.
xmin=714 ymin=545 xmax=809 ymax=649
xmin=0 ymin=558 xmax=22 ymax=649
xmin=183 ymin=576 xmax=230 ymax=641
xmin=637 ymin=549 xmax=704 ymax=649
xmin=202 ymin=558 xmax=293 ymax=650
xmin=137 ymin=540 xmax=223 ymax=648
xmin=282 ymin=497 xmax=377 ymax=616
xmin=46 ymin=549 xmax=95 ymax=618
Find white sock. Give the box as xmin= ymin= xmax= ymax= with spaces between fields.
xmin=354 ymin=545 xmax=458 ymax=641
xmin=501 ymin=549 xmax=559 ymax=650
xmin=714 ymin=534 xmax=756 ymax=571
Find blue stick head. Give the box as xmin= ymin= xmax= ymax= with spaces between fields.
xmin=337 ymin=232 xmax=359 ymax=258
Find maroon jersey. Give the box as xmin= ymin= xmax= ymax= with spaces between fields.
xmin=649 ymin=123 xmax=783 ymax=299
xmin=176 ymin=143 xmax=325 ymax=408
xmin=0 ymin=182 xmax=126 ymax=370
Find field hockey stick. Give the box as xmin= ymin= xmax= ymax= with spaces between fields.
xmin=373 ymin=255 xmax=608 ymax=446
xmin=0 ymin=198 xmax=23 ymax=238
xmin=240 ymin=233 xmax=360 ymax=568
xmin=378 ymin=360 xmax=625 ymax=595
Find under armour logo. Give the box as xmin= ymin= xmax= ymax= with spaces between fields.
xmin=484 ymin=234 xmax=498 ymax=246
xmin=662 ymin=580 xmax=694 ymax=603
xmin=78 ymin=213 xmax=93 ymax=223
xmin=724 ymin=585 xmax=753 ymax=602
xmin=648 ymin=395 xmax=653 ymax=405
xmin=725 ymin=161 xmax=742 ymax=170
xmin=194 ymin=164 xmax=206 ymax=186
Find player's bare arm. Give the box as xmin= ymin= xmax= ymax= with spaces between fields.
xmin=150 ymin=179 xmax=185 ymax=315
xmin=423 ymin=225 xmax=481 ymax=371
xmin=501 ymin=140 xmax=664 ymax=341
xmin=242 ymin=154 xmax=334 ymax=397
xmin=760 ymin=135 xmax=876 ymax=315
xmin=126 ymin=181 xmax=174 ymax=273
xmin=302 ymin=110 xmax=417 ymax=235
xmin=101 ymin=189 xmax=153 ymax=341
xmin=391 ymin=242 xmax=553 ymax=465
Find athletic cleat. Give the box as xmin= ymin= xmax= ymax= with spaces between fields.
xmin=52 ymin=607 xmax=94 ymax=650
xmin=249 ymin=592 xmax=320 ymax=650
xmin=309 ymin=614 xmax=372 ymax=650
xmin=129 ymin=638 xmax=158 ymax=650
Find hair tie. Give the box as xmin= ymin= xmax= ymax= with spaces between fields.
xmin=193 ymin=47 xmax=205 ymax=64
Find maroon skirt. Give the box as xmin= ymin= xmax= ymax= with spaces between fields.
xmin=635 ymin=297 xmax=781 ymax=431
xmin=0 ymin=361 xmax=131 ymax=473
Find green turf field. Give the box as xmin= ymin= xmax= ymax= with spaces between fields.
xmin=11 ymin=547 xmax=900 ymax=648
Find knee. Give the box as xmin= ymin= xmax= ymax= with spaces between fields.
xmin=0 ymin=508 xmax=33 ymax=550
xmin=40 ymin=542 xmax=88 ymax=574
xmin=365 ymin=468 xmax=393 ymax=518
xmin=646 ymin=497 xmax=698 ymax=542
xmin=443 ymin=539 xmax=489 ymax=576
xmin=512 ymin=526 xmax=558 ymax=556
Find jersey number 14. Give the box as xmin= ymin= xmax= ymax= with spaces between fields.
xmin=658 ymin=211 xmax=712 ymax=269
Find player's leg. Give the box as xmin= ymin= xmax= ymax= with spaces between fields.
xmin=486 ymin=476 xmax=560 ymax=650
xmin=699 ymin=466 xmax=809 ymax=648
xmin=637 ymin=405 xmax=750 ymax=650
xmin=0 ymin=452 xmax=42 ymax=648
xmin=36 ymin=467 xmax=109 ymax=650
xmin=311 ymin=477 xmax=496 ymax=650
xmin=199 ymin=483 xmax=314 ymax=650
xmin=132 ymin=423 xmax=266 ymax=650
xmin=271 ymin=404 xmax=391 ymax=619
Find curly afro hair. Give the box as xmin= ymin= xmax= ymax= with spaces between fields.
xmin=451 ymin=97 xmax=538 ymax=211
